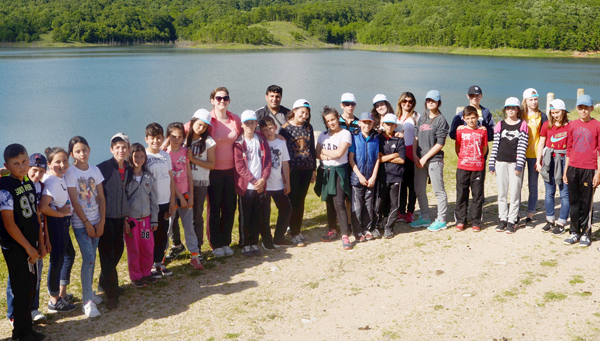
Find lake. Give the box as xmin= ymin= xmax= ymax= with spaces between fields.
xmin=1 ymin=46 xmax=600 ymax=163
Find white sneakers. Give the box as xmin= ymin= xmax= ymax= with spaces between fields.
xmin=222 ymin=246 xmax=234 ymax=257
xmin=83 ymin=301 xmax=100 ymax=318
xmin=92 ymin=291 xmax=103 ymax=305
xmin=31 ymin=309 xmax=47 ymax=323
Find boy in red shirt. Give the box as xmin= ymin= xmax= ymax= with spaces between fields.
xmin=563 ymin=95 xmax=600 ymax=247
xmin=455 ymin=106 xmax=488 ymax=232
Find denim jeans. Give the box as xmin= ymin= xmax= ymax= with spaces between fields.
xmin=526 ymin=158 xmax=539 ymax=214
xmin=73 ymin=227 xmax=100 ymax=304
xmin=544 ymin=156 xmax=570 ymax=225
xmin=46 ymin=216 xmax=75 ymax=296
xmin=6 ymin=259 xmax=42 ymax=320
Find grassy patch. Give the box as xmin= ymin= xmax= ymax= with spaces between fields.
xmin=544 ymin=291 xmax=567 ymax=302
xmin=224 ymin=332 xmax=241 ymax=339
xmin=540 ymin=260 xmax=558 ymax=267
xmin=573 ymin=292 xmax=592 ymax=297
xmin=382 ymin=330 xmax=401 ymax=339
xmin=306 ymin=281 xmax=319 ymax=289
xmin=570 ymin=275 xmax=585 ymax=286
xmin=433 ymin=305 xmax=444 ymax=310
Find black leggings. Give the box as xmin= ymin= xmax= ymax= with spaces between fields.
xmin=326 ymin=175 xmax=350 ymax=236
xmin=399 ymin=158 xmax=416 ymax=214
xmin=288 ymin=169 xmax=313 ymax=236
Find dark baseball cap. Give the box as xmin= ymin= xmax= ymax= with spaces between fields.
xmin=29 ymin=153 xmax=47 ymax=170
xmin=468 ymin=86 xmax=482 ymax=95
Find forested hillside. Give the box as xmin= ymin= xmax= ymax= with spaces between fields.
xmin=1 ymin=0 xmax=600 ymax=51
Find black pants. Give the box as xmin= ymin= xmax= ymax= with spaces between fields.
xmin=207 ymin=169 xmax=237 ymax=249
xmin=267 ymin=190 xmax=292 ymax=244
xmin=169 ymin=210 xmax=182 ymax=247
xmin=153 ymin=203 xmax=170 ymax=263
xmin=455 ymin=169 xmax=485 ymax=226
xmin=98 ymin=218 xmax=124 ymax=300
xmin=399 ymin=158 xmax=416 ymax=214
xmin=567 ymin=167 xmax=595 ymax=236
xmin=375 ymin=182 xmax=400 ymax=231
xmin=3 ymin=245 xmax=36 ymax=339
xmin=46 ymin=216 xmax=75 ymax=296
xmin=239 ymin=189 xmax=268 ymax=247
xmin=326 ymin=175 xmax=350 ymax=236
xmin=288 ymin=169 xmax=313 ymax=236
xmin=351 ymin=184 xmax=375 ymax=235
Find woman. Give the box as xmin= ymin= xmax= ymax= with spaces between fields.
xmin=395 ymin=92 xmax=419 ymax=224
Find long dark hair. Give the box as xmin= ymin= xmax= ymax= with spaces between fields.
xmin=68 ymin=136 xmax=89 ymax=155
xmin=322 ymin=106 xmax=340 ymax=133
xmin=128 ymin=143 xmax=148 ymax=172
xmin=371 ymin=101 xmax=394 ymax=129
xmin=185 ymin=118 xmax=211 ymax=155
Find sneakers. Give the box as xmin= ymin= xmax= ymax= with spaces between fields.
xmin=63 ymin=293 xmax=74 ymax=303
xmin=342 ymin=236 xmax=353 ymax=250
xmin=165 ymin=244 xmax=186 ymax=261
xmin=190 ymin=256 xmax=204 ymax=270
xmin=212 ymin=247 xmax=225 ymax=258
xmin=251 ymin=245 xmax=262 ymax=256
xmin=364 ymin=231 xmax=374 ymax=241
xmin=356 ymin=232 xmax=367 ymax=242
xmin=397 ymin=213 xmax=406 ymax=222
xmin=579 ymin=235 xmax=591 ymax=247
xmin=261 ymin=243 xmax=275 ymax=252
xmin=31 ymin=310 xmax=46 ymax=323
xmin=564 ymin=233 xmax=580 ymax=245
xmin=132 ymin=279 xmax=147 ymax=288
xmin=456 ymin=223 xmax=465 ymax=232
xmin=160 ymin=264 xmax=173 ymax=276
xmin=142 ymin=276 xmax=159 ymax=284
xmin=82 ymin=301 xmax=100 ymax=318
xmin=525 ymin=217 xmax=535 ymax=229
xmin=383 ymin=229 xmax=394 ymax=239
xmin=541 ymin=221 xmax=554 ymax=233
xmin=320 ymin=230 xmax=338 ymax=242
xmin=291 ymin=235 xmax=305 ymax=247
xmin=371 ymin=229 xmax=382 ymax=238
xmin=299 ymin=233 xmax=308 ymax=242
xmin=505 ymin=222 xmax=516 ymax=234
xmin=273 ymin=239 xmax=294 ymax=248
xmin=405 ymin=212 xmax=415 ymax=223
xmin=47 ymin=297 xmax=77 ymax=313
xmin=551 ymin=224 xmax=566 ymax=236
xmin=150 ymin=268 xmax=163 ymax=279
xmin=496 ymin=220 xmax=507 ymax=232
xmin=472 ymin=226 xmax=481 ymax=232
xmin=241 ymin=246 xmax=253 ymax=257
xmin=427 ymin=220 xmax=448 ymax=232
xmin=409 ymin=217 xmax=431 ymax=228
xmin=223 ymin=246 xmax=234 ymax=257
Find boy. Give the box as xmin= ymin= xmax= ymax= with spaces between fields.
xmin=255 ymin=85 xmax=290 ymax=133
xmin=145 ymin=123 xmax=176 ymax=276
xmin=97 ymin=133 xmax=131 ymax=310
xmin=0 ymin=144 xmax=46 ymax=341
xmin=454 ymin=106 xmax=488 ymax=232
xmin=349 ymin=112 xmax=380 ymax=241
xmin=449 ymin=85 xmax=495 ymax=142
xmin=375 ymin=114 xmax=406 ymax=239
xmin=259 ymin=116 xmax=294 ymax=249
xmin=234 ymin=110 xmax=272 ymax=257
xmin=563 ymin=95 xmax=600 ymax=247
xmin=340 ymin=93 xmax=360 ymax=133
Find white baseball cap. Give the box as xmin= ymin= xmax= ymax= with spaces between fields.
xmin=523 ymin=88 xmax=539 ymax=99
xmin=341 ymin=93 xmax=356 ymax=103
xmin=373 ymin=94 xmax=388 ymax=104
xmin=241 ymin=110 xmax=257 ymax=123
xmin=193 ymin=108 xmax=212 ymax=126
xmin=293 ymin=99 xmax=311 ymax=110
xmin=381 ymin=113 xmax=399 ymax=124
xmin=504 ymin=97 xmax=521 ymax=107
xmin=111 ymin=132 xmax=130 ymax=145
xmin=549 ymin=99 xmax=568 ymax=112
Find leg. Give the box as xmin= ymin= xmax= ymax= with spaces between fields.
xmin=221 ymin=168 xmax=237 ymax=247
xmin=405 ymin=159 xmax=417 ymax=214
xmin=99 ymin=218 xmax=125 ymax=300
xmin=557 ymin=157 xmax=570 ymax=226
xmin=6 ymin=278 xmax=13 ymax=321
xmin=495 ymin=161 xmax=509 ymax=222
xmin=46 ymin=216 xmax=66 ymax=299
xmin=207 ymin=171 xmax=225 ymax=249
xmin=507 ymin=163 xmax=524 ymax=224
xmin=239 ymin=191 xmax=254 ymax=247
xmin=179 ymin=207 xmax=199 ymax=253
xmin=428 ymin=160 xmax=448 ymax=222
xmin=526 ymin=158 xmax=539 ymax=217
xmin=59 ymin=221 xmax=76 ymax=298
xmin=288 ymin=169 xmax=312 ymax=236
xmin=363 ymin=186 xmax=376 ymax=231
xmin=253 ymin=191 xmax=269 ymax=246
xmin=413 ymin=162 xmax=430 ymax=220
xmin=73 ymin=228 xmax=99 ymax=304
xmin=153 ymin=204 xmax=169 ymax=263
xmin=351 ymin=185 xmax=366 ymax=236
xmin=578 ymin=169 xmax=595 ymax=236
xmin=333 ymin=176 xmax=351 ymax=236
xmin=168 ymin=210 xmax=182 ymax=249
xmin=271 ymin=190 xmax=292 ymax=243
xmin=139 ymin=217 xmax=155 ymax=278
xmin=385 ymin=182 xmax=400 ymax=231
xmin=470 ymin=170 xmax=485 ymax=227
xmin=544 ymin=158 xmax=557 ymax=222
xmin=4 ymin=247 xmax=36 ymax=339
xmin=455 ymin=169 xmax=470 ymax=225
xmin=125 ymin=218 xmax=143 ymax=282
xmin=192 ymin=185 xmax=208 ymax=247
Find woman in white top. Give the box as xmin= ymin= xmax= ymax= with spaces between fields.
xmin=395 ymin=92 xmax=420 ymax=224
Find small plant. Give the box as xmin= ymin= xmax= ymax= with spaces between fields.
xmin=306 ymin=281 xmax=319 ymax=289
xmin=433 ymin=304 xmax=444 ymax=310
xmin=544 ymin=291 xmax=567 ymax=302
xmin=224 ymin=333 xmax=241 ymax=339
xmin=570 ymin=275 xmax=585 ymax=286
xmin=573 ymin=291 xmax=592 ymax=297
xmin=291 ymin=31 xmax=304 ymax=41
xmin=382 ymin=330 xmax=400 ymax=339
xmin=540 ymin=260 xmax=558 ymax=267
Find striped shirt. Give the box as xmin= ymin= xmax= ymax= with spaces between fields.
xmin=488 ymin=119 xmax=529 ymax=172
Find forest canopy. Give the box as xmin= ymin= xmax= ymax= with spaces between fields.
xmin=1 ymin=0 xmax=600 ymax=51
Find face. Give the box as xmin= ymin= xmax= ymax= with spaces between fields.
xmin=260 ymin=122 xmax=276 ymax=140
xmin=192 ymin=120 xmax=209 ymax=136
xmin=383 ymin=122 xmax=396 ymax=135
xmin=550 ymin=109 xmax=564 ymax=123
xmin=145 ymin=134 xmax=164 ymax=151
xmin=292 ymin=107 xmax=310 ymax=124
xmin=89 ymin=179 xmax=96 ymax=189
xmin=49 ymin=152 xmax=69 ymax=177
xmin=4 ymin=153 xmax=29 ymax=180
xmin=110 ymin=141 xmax=130 ymax=163
xmin=28 ymin=166 xmax=46 ymax=183
xmin=266 ymin=92 xmax=282 ymax=110
xmin=360 ymin=120 xmax=374 ymax=135
xmin=468 ymin=94 xmax=482 ymax=106
xmin=526 ymin=97 xmax=538 ymax=111
xmin=242 ymin=120 xmax=257 ymax=134
xmin=505 ymin=106 xmax=519 ymax=119
xmin=168 ymin=128 xmax=184 ymax=148
xmin=426 ymin=98 xmax=439 ymax=111
xmin=340 ymin=102 xmax=356 ymax=116
xmin=71 ymin=142 xmax=90 ymax=164
xmin=400 ymin=97 xmax=415 ymax=113
xmin=375 ymin=101 xmax=388 ymax=116
xmin=132 ymin=151 xmax=146 ymax=169
xmin=325 ymin=113 xmax=340 ymax=131
xmin=211 ymin=90 xmax=230 ymax=110
xmin=577 ymin=105 xmax=593 ymax=120
xmin=464 ymin=114 xmax=478 ymax=128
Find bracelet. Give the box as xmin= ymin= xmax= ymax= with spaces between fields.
xmin=83 ymin=220 xmax=89 ymax=225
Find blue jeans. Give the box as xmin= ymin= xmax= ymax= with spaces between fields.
xmin=526 ymin=158 xmax=539 ymax=214
xmin=543 ymin=156 xmax=570 ymax=225
xmin=73 ymin=227 xmax=99 ymax=304
xmin=47 ymin=216 xmax=75 ymax=296
xmin=6 ymin=259 xmax=42 ymax=320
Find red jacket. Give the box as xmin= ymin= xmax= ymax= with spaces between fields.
xmin=233 ymin=133 xmax=272 ymax=196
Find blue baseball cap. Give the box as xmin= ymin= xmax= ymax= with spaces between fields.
xmin=359 ymin=112 xmax=374 ymax=122
xmin=576 ymin=94 xmax=593 ymax=107
xmin=29 ymin=153 xmax=47 ymax=170
xmin=425 ymin=90 xmax=441 ymax=102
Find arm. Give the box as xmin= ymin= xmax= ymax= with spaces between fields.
xmin=449 ymin=114 xmax=463 ymax=140
xmin=169 ymin=170 xmax=177 ymax=213
xmin=186 ymin=160 xmax=194 ymax=208
xmin=233 ymin=142 xmax=260 ymax=184
xmin=67 ymin=186 xmax=97 ymax=238
xmin=483 ymin=109 xmax=496 ymax=142
xmin=95 ymin=183 xmax=106 ymax=237
xmin=255 ymin=141 xmax=272 ymax=193
xmin=39 ymin=195 xmax=71 ymax=218
xmin=594 ymin=153 xmax=600 ymax=188
xmin=321 ymin=142 xmax=351 ymax=160
xmin=149 ymin=176 xmax=159 ymax=231
xmin=380 ymin=153 xmax=400 ymax=163
xmin=536 ymin=136 xmax=546 ymax=171
xmin=455 ymin=132 xmax=461 ymax=156
xmin=188 ymin=145 xmax=216 ymax=170
xmin=413 ymin=137 xmax=422 ymax=169
xmin=515 ymin=124 xmax=529 ymax=174
xmin=1 ymin=210 xmax=38 ymax=262
xmin=563 ymin=156 xmax=570 ymax=184
xmin=171 ymin=170 xmax=187 ymax=209
xmin=283 ymin=161 xmax=291 ymax=195
xmin=367 ymin=157 xmax=380 ymax=188
xmin=349 ymin=152 xmax=367 ymax=186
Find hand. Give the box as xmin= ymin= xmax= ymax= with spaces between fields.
xmin=367 ymin=177 xmax=376 ymax=188
xmin=420 ymin=156 xmax=429 ymax=165
xmin=593 ymin=173 xmax=600 ymax=188
xmin=479 ymin=126 xmax=486 ymax=131
xmin=490 ymin=171 xmax=496 ymax=176
xmin=26 ymin=246 xmax=39 ymax=264
xmin=255 ymin=179 xmax=266 ymax=191
xmin=58 ymin=204 xmax=71 ymax=216
xmin=457 ymin=125 xmax=466 ymax=131
xmin=187 ymin=198 xmax=194 ymax=209
xmin=535 ymin=161 xmax=542 ymax=172
xmin=179 ymin=195 xmax=189 ymax=208
xmin=394 ymin=131 xmax=404 ymax=139
xmin=276 ymin=134 xmax=286 ymax=141
xmin=284 ymin=183 xmax=291 ymax=195
xmin=37 ymin=244 xmax=47 ymax=259
xmin=563 ymin=173 xmax=568 ymax=185
xmin=169 ymin=202 xmax=176 ymax=216
xmin=515 ymin=170 xmax=522 ymax=176
xmin=45 ymin=236 xmax=51 ymax=254
xmin=187 ymin=149 xmax=193 ymax=159
xmin=95 ymin=221 xmax=105 ymax=238
xmin=84 ymin=221 xmax=96 ymax=238
xmin=124 ymin=222 xmax=130 ymax=235
xmin=151 ymin=225 xmax=158 ymax=232
xmin=358 ymin=175 xmax=368 ymax=186
xmin=414 ymin=157 xmax=423 ymax=169
xmin=311 ymin=172 xmax=317 ymax=184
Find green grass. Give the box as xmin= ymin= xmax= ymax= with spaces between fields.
xmin=540 ymin=260 xmax=558 ymax=267
xmin=570 ymin=275 xmax=585 ymax=286
xmin=544 ymin=291 xmax=568 ymax=302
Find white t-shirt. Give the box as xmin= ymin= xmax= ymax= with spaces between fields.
xmin=266 ymin=138 xmax=290 ymax=191
xmin=64 ymin=165 xmax=104 ymax=228
xmin=317 ymin=129 xmax=352 ymax=166
xmin=146 ymin=150 xmax=173 ymax=205
xmin=189 ymin=136 xmax=216 ymax=185
xmin=397 ymin=112 xmax=420 ymax=147
xmin=245 ymin=136 xmax=262 ymax=190
xmin=42 ymin=174 xmax=72 ymax=216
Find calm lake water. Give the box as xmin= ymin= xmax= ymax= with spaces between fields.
xmin=1 ymin=46 xmax=600 ymax=163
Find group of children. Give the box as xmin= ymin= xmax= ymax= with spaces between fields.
xmin=1 ymin=84 xmax=599 ymax=341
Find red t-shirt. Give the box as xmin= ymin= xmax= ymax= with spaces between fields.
xmin=566 ymin=118 xmax=600 ymax=170
xmin=540 ymin=121 xmax=568 ymax=150
xmin=456 ymin=128 xmax=487 ymax=171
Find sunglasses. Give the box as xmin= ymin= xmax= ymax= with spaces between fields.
xmin=342 ymin=102 xmax=356 ymax=107
xmin=215 ymin=96 xmax=230 ymax=102
xmin=402 ymin=99 xmax=414 ymax=104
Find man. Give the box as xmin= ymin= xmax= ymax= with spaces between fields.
xmin=256 ymin=85 xmax=290 ymax=133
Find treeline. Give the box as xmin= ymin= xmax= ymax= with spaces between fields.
xmin=2 ymin=0 xmax=600 ymax=51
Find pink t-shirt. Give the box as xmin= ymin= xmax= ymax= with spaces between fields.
xmin=566 ymin=118 xmax=600 ymax=170
xmin=209 ymin=110 xmax=241 ymax=170
xmin=168 ymin=147 xmax=189 ymax=194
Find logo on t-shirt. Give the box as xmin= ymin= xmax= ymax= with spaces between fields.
xmin=573 ymin=127 xmax=592 ymax=154
xmin=501 ymin=130 xmax=519 ymax=141
xmin=270 ymin=146 xmax=281 ymax=170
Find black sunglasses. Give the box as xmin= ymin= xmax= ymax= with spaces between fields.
xmin=342 ymin=102 xmax=356 ymax=107
xmin=215 ymin=96 xmax=230 ymax=102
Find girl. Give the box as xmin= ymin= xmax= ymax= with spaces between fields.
xmin=522 ymin=88 xmax=548 ymax=228
xmin=410 ymin=90 xmax=449 ymax=231
xmin=64 ymin=136 xmax=105 ymax=318
xmin=489 ymin=97 xmax=529 ymax=234
xmin=536 ymin=99 xmax=569 ymax=236
xmin=125 ymin=143 xmax=159 ymax=287
xmin=166 ymin=122 xmax=200 ymax=268
xmin=185 ymin=109 xmax=216 ymax=262
xmin=395 ymin=92 xmax=420 ymax=224
xmin=39 ymin=147 xmax=76 ymax=313
xmin=316 ymin=106 xmax=353 ymax=250
xmin=371 ymin=94 xmax=395 ymax=130
xmin=280 ymin=99 xmax=317 ymax=247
